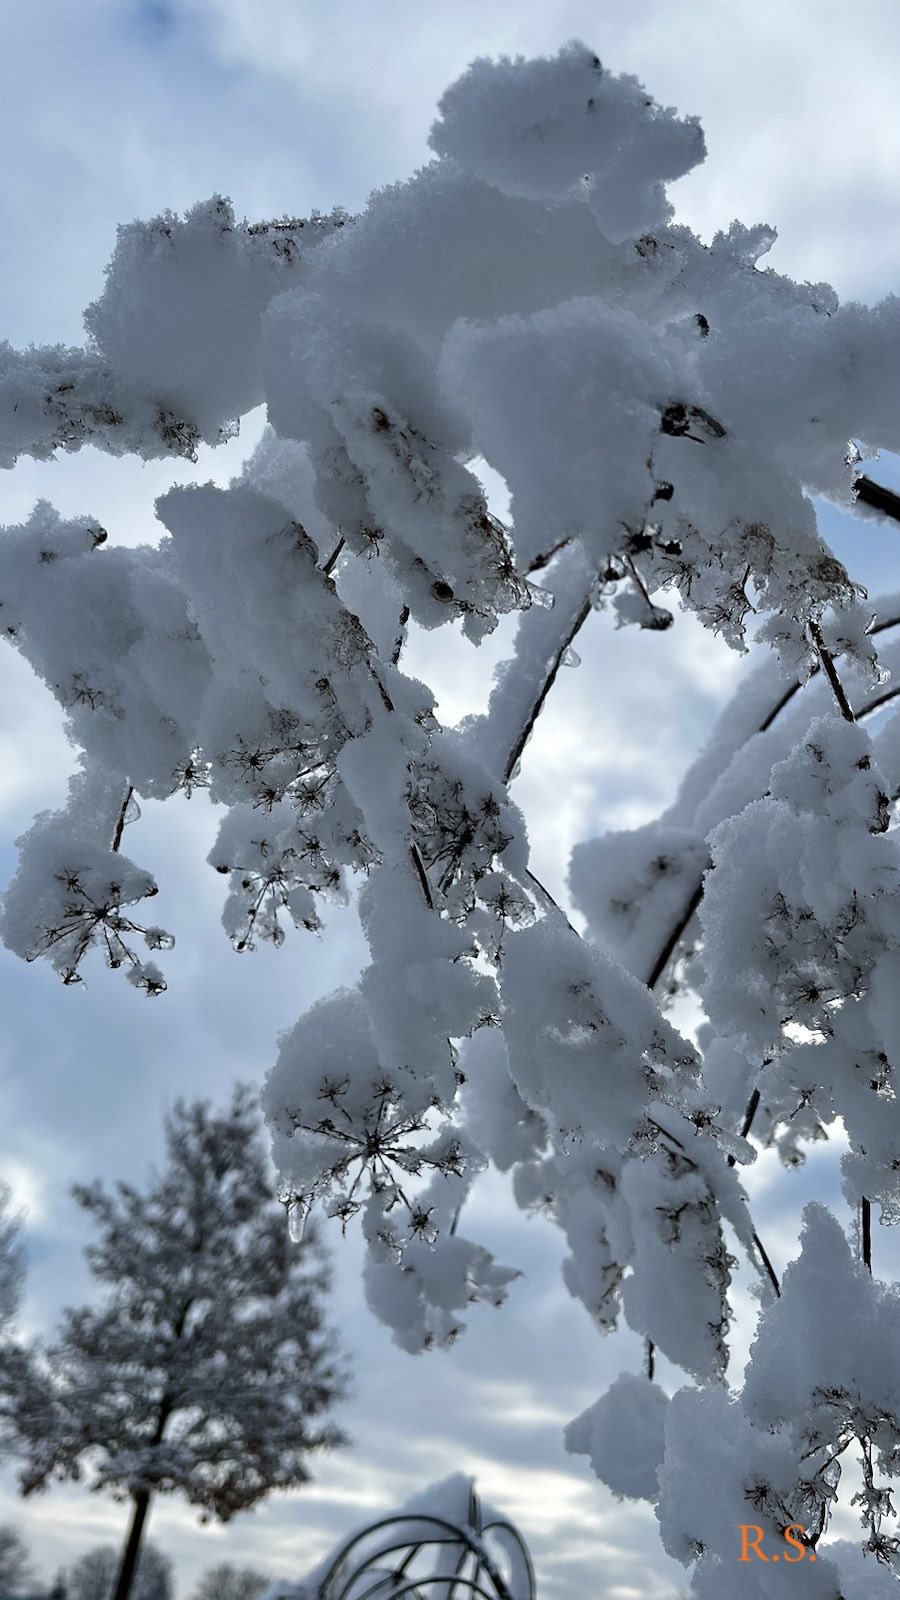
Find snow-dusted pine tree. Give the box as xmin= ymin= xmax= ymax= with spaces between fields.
xmin=4 ymin=1090 xmax=346 ymax=1600
xmin=0 ymin=1524 xmax=33 ymax=1597
xmin=0 ymin=1185 xmax=23 ymax=1340
xmin=0 ymin=1184 xmax=27 ymax=1468
xmin=3 ymin=36 xmax=900 ymax=1598
xmin=67 ymin=1540 xmax=172 ymax=1600
xmin=190 ymin=1564 xmax=270 ymax=1600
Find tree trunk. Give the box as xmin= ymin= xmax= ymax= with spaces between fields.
xmin=111 ymin=1488 xmax=152 ymax=1600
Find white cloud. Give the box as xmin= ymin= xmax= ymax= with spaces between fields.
xmin=189 ymin=0 xmax=900 ymax=298
xmin=0 ymin=1158 xmax=47 ymax=1228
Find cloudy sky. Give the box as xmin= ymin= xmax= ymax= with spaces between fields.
xmin=2 ymin=2 xmax=900 ymax=1596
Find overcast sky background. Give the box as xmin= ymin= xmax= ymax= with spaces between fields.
xmin=2 ymin=3 xmax=900 ymax=1596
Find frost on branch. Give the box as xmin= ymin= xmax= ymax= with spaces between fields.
xmin=263 ymin=291 xmax=532 ymax=640
xmin=498 ymin=917 xmax=750 ymax=1375
xmin=0 ymin=501 xmax=208 ymax=796
xmin=0 ymin=768 xmax=168 ymax=993
xmin=429 ymin=41 xmax=704 ymax=240
xmin=566 ymin=1372 xmax=669 ymax=1500
xmin=569 ymin=821 xmax=708 ymax=982
xmin=701 ymin=716 xmax=900 ymax=1210
xmin=702 ymin=716 xmax=896 ymax=1049
xmin=0 ymin=198 xmax=347 ymax=467
xmin=500 ymin=915 xmax=699 ymax=1146
xmin=513 ymin=1142 xmax=625 ymax=1333
xmin=563 ymin=1212 xmax=900 ymax=1594
xmin=739 ymin=1205 xmax=900 ymax=1570
xmin=645 ymin=1210 xmax=900 ymax=1593
xmin=264 ymin=989 xmax=517 ymax=1353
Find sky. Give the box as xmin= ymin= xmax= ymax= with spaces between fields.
xmin=2 ymin=2 xmax=900 ymax=1596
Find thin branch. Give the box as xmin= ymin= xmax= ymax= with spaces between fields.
xmin=526 ymin=537 xmax=573 ymax=574
xmin=807 ymin=619 xmax=873 ymax=1270
xmin=645 ymin=880 xmax=704 ymax=994
xmin=727 ymin=1086 xmax=761 ymax=1171
xmin=855 ymin=681 xmax=900 ymax=722
xmin=862 ymin=1196 xmax=872 ymax=1273
xmin=523 ymin=867 xmax=580 ymax=937
xmin=740 ymin=1086 xmax=761 ymax=1142
xmin=321 ymin=535 xmax=345 ymax=577
xmin=623 ymin=554 xmax=656 ymax=614
xmin=366 ymin=663 xmax=395 ymax=714
xmin=712 ymin=623 xmax=883 ymax=1288
xmin=504 ymin=593 xmax=593 ymax=784
xmin=808 ymin=620 xmax=855 ymax=723
xmin=855 ymin=475 xmax=900 ymax=523
xmin=391 ymin=605 xmax=410 ymax=667
xmin=410 ymin=845 xmax=435 ymax=912
xmin=649 ymin=1022 xmax=781 ymax=1300
xmin=759 ymin=610 xmax=900 ymax=731
xmin=751 ymin=1229 xmax=781 ymax=1300
xmin=111 ymin=785 xmax=134 ymax=854
xmin=644 ymin=615 xmax=900 ymax=989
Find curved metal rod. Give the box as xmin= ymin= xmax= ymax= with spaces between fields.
xmin=344 ymin=1572 xmax=427 ymax=1600
xmin=447 ymin=1541 xmax=479 ymax=1600
xmin=357 ymin=1576 xmax=501 ymax=1600
xmin=350 ymin=1553 xmax=428 ymax=1600
xmin=318 ymin=1514 xmax=513 ymax=1600
xmin=327 ymin=1538 xmax=473 ymax=1600
xmin=321 ymin=1527 xmax=465 ymax=1600
xmin=480 ymin=1518 xmax=537 ymax=1600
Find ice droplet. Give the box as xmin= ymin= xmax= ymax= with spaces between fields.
xmin=561 ymin=646 xmax=581 ymax=668
xmin=286 ymin=1196 xmax=309 ymax=1243
xmin=844 ymin=439 xmax=863 ymax=468
xmin=527 ymin=583 xmax=555 ymax=610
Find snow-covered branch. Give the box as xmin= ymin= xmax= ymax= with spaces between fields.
xmin=4 ymin=37 xmax=900 ymax=1595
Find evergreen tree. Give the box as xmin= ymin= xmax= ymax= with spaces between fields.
xmin=0 ymin=1526 xmax=33 ymax=1597
xmin=8 ymin=1089 xmax=347 ymax=1600
xmin=67 ymin=1541 xmax=171 ymax=1600
xmin=0 ymin=1185 xmax=23 ymax=1335
xmin=0 ymin=1184 xmax=27 ymax=1462
xmin=191 ymin=1564 xmax=270 ymax=1600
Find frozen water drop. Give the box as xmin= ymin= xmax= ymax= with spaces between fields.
xmin=286 ymin=1196 xmax=309 ymax=1243
xmin=844 ymin=439 xmax=863 ymax=468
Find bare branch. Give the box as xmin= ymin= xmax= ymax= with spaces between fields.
xmin=854 ymin=475 xmax=900 ymax=523
xmin=110 ymin=786 xmax=134 ymax=855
